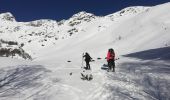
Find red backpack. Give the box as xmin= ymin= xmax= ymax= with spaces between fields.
xmin=107 ymin=49 xmax=115 ymax=61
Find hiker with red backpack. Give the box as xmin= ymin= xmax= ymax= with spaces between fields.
xmin=106 ymin=48 xmax=115 ymax=72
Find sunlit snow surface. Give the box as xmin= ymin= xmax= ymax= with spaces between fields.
xmin=0 ymin=3 xmax=170 ymax=100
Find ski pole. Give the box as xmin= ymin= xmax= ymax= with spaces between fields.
xmin=82 ymin=53 xmax=84 ymax=68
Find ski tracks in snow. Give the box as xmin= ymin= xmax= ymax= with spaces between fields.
xmin=0 ymin=58 xmax=169 ymax=100
xmin=99 ymin=72 xmax=157 ymax=100
xmin=94 ymin=58 xmax=170 ymax=100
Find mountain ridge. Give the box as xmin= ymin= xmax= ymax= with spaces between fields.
xmin=0 ymin=3 xmax=169 ymax=60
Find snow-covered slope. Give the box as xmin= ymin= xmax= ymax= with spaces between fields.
xmin=0 ymin=2 xmax=170 ymax=100
xmin=0 ymin=6 xmax=149 ymax=58
xmin=36 ymin=3 xmax=170 ymax=63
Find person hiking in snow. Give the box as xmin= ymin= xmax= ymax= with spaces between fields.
xmin=106 ymin=48 xmax=115 ymax=72
xmin=83 ymin=52 xmax=92 ymax=70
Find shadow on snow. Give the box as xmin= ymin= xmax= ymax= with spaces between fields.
xmin=103 ymin=47 xmax=170 ymax=100
xmin=121 ymin=60 xmax=170 ymax=99
xmin=124 ymin=47 xmax=170 ymax=60
xmin=0 ymin=65 xmax=51 ymax=98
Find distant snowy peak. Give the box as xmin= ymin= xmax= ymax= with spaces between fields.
xmin=71 ymin=11 xmax=95 ymax=18
xmin=68 ymin=11 xmax=96 ymax=26
xmin=107 ymin=6 xmax=150 ymax=20
xmin=25 ymin=19 xmax=58 ymax=27
xmin=122 ymin=6 xmax=150 ymax=13
xmin=0 ymin=12 xmax=16 ymax=22
xmin=57 ymin=19 xmax=66 ymax=26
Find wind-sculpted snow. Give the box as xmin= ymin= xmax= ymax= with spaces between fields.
xmin=105 ymin=47 xmax=170 ymax=100
xmin=97 ymin=57 xmax=170 ymax=100
xmin=0 ymin=65 xmax=52 ymax=100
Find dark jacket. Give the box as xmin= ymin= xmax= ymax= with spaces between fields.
xmin=84 ymin=53 xmax=92 ymax=62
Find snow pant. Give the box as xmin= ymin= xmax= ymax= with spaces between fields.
xmin=108 ymin=59 xmax=115 ymax=71
xmin=85 ymin=61 xmax=91 ymax=70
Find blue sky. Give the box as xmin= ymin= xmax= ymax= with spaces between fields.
xmin=0 ymin=0 xmax=169 ymax=22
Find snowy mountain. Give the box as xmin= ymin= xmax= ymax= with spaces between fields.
xmin=0 ymin=6 xmax=149 ymax=59
xmin=67 ymin=11 xmax=96 ymax=26
xmin=0 ymin=12 xmax=16 ymax=22
xmin=0 ymin=2 xmax=170 ymax=100
xmin=107 ymin=6 xmax=150 ymax=21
